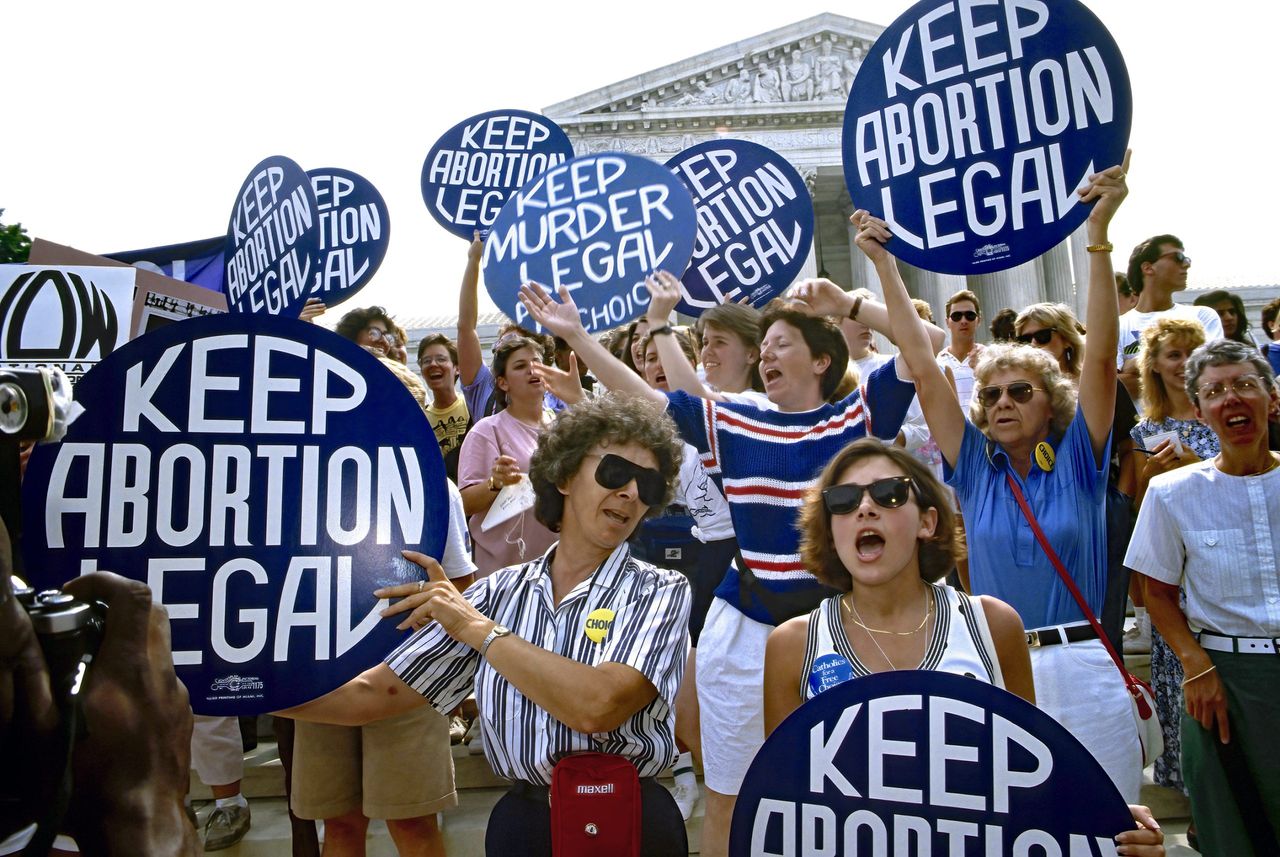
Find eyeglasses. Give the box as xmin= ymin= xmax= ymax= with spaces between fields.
xmin=363 ymin=327 xmax=387 ymax=342
xmin=1016 ymin=329 xmax=1056 ymax=346
xmin=588 ymin=453 xmax=666 ymax=506
xmin=1197 ymin=374 xmax=1269 ymax=402
xmin=949 ymin=310 xmax=978 ymax=322
xmin=419 ymin=355 xmax=453 ymax=366
xmin=1156 ymin=250 xmax=1191 ymax=266
xmin=822 ymin=476 xmax=914 ymax=515
xmin=976 ymin=381 xmax=1047 ymax=408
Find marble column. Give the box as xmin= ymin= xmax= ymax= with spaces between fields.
xmin=968 ymin=260 xmax=1043 ymax=323
xmin=1068 ymin=225 xmax=1091 ymax=318
xmin=1040 ymin=239 xmax=1076 ymax=308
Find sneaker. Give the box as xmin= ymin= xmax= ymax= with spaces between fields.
xmin=1123 ymin=616 xmax=1150 ymax=655
xmin=670 ymin=779 xmax=699 ymax=821
xmin=465 ymin=719 xmax=486 ymax=755
xmin=204 ymin=803 xmax=251 ymax=851
xmin=449 ymin=715 xmax=469 ymax=745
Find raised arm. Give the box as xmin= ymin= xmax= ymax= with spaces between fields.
xmin=788 ymin=278 xmax=947 ymax=358
xmin=518 ymin=282 xmax=666 ymax=406
xmin=851 ymin=212 xmax=967 ymax=465
xmin=644 ymin=271 xmax=722 ymax=400
xmin=457 ymin=232 xmax=485 ymax=385
xmin=1077 ymin=151 xmax=1131 ymax=462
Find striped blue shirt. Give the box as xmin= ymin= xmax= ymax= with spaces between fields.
xmin=385 ymin=542 xmax=690 ymax=785
xmin=665 ymin=358 xmax=916 ymax=625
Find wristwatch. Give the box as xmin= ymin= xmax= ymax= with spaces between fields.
xmin=480 ymin=624 xmax=512 ymax=658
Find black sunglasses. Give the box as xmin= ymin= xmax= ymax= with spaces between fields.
xmin=1156 ymin=250 xmax=1191 ymax=266
xmin=949 ymin=310 xmax=978 ymax=322
xmin=976 ymin=381 xmax=1045 ymax=408
xmin=1015 ymin=328 xmax=1056 ymax=346
xmin=591 ymin=453 xmax=666 ymax=506
xmin=822 ymin=476 xmax=914 ymax=515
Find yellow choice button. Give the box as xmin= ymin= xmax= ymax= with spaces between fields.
xmin=584 ymin=608 xmax=616 ymax=644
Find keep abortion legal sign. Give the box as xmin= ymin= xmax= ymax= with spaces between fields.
xmin=732 ymin=671 xmax=1134 ymax=856
xmin=224 ymin=156 xmax=322 ymax=317
xmin=666 ymin=140 xmax=813 ymax=314
xmin=842 ymin=0 xmax=1131 ymax=275
xmin=483 ymin=152 xmax=698 ymax=334
xmin=22 ymin=313 xmax=448 ymax=714
xmin=422 ymin=109 xmax=575 ymax=240
xmin=307 ymin=167 xmax=390 ymax=306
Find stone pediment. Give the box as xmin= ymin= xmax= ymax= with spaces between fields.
xmin=544 ymin=13 xmax=884 ymax=129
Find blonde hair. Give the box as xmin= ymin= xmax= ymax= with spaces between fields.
xmin=911 ymin=298 xmax=934 ymax=322
xmin=970 ymin=344 xmax=1077 ymax=437
xmin=379 ymin=357 xmax=430 ymax=416
xmin=1137 ymin=318 xmax=1205 ymax=421
xmin=1015 ymin=303 xmax=1087 ymax=378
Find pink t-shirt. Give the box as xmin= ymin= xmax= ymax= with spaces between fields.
xmin=457 ymin=409 xmax=557 ymax=576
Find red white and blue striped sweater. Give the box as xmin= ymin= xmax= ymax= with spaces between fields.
xmin=665 ymin=358 xmax=916 ymax=626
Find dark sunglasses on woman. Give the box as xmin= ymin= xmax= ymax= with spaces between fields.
xmin=822 ymin=476 xmax=914 ymax=515
xmin=1015 ymin=329 xmax=1055 ymax=346
xmin=590 ymin=453 xmax=666 ymax=506
xmin=976 ymin=381 xmax=1045 ymax=408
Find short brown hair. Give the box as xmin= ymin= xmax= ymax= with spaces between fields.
xmin=759 ymin=302 xmax=849 ymax=401
xmin=417 ymin=333 xmax=458 ymax=366
xmin=945 ymin=289 xmax=981 ymax=316
xmin=799 ymin=440 xmax=962 ymax=587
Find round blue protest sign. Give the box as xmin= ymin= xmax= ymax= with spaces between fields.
xmin=422 ymin=109 xmax=575 ymax=241
xmin=21 ymin=313 xmax=448 ymax=715
xmin=732 ymin=671 xmax=1133 ymax=856
xmin=224 ymin=156 xmax=323 ymax=317
xmin=666 ymin=140 xmax=814 ymax=314
xmin=842 ymin=0 xmax=1131 ymax=275
xmin=482 ymin=152 xmax=698 ymax=335
xmin=306 ymin=168 xmax=390 ymax=307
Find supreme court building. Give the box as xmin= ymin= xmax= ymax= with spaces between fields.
xmin=543 ymin=12 xmax=1090 ymax=322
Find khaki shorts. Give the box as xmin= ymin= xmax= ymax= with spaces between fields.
xmin=290 ymin=705 xmax=457 ymax=820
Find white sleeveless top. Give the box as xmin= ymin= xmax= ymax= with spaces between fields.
xmin=801 ymin=582 xmax=1005 ymax=701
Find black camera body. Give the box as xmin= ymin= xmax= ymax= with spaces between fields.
xmin=12 ymin=583 xmax=106 ymax=707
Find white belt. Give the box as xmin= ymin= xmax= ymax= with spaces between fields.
xmin=1199 ymin=632 xmax=1279 ymax=655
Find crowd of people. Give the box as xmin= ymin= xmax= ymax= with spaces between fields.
xmin=4 ymin=152 xmax=1279 ymax=857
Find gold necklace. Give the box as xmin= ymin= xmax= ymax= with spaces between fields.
xmin=842 ymin=588 xmax=932 ymax=636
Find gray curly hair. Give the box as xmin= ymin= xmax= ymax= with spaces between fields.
xmin=970 ymin=344 xmax=1077 ymax=437
xmin=528 ymin=394 xmax=684 ymax=532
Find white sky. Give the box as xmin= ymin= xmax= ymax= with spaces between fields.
xmin=4 ymin=0 xmax=1276 ymax=324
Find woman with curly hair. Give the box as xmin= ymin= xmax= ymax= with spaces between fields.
xmin=855 ymin=153 xmax=1146 ymax=801
xmin=284 ymin=395 xmax=693 ymax=856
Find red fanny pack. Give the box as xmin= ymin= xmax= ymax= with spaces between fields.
xmin=549 ymin=753 xmax=641 ymax=857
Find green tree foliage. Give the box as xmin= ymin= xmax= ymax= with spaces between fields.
xmin=0 ymin=209 xmax=32 ymax=263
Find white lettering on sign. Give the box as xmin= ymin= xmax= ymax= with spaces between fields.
xmin=750 ymin=690 xmax=1104 ymax=856
xmin=852 ymin=0 xmax=1117 ymax=250
xmin=673 ymin=147 xmax=805 ymax=303
xmin=226 ymin=166 xmax=315 ymax=313
xmin=146 ymin=554 xmax=386 ymax=666
xmin=311 ymin=172 xmax=383 ymax=295
xmin=429 ymin=114 xmax=566 ymax=228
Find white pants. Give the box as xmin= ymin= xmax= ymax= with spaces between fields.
xmin=190 ymin=714 xmax=244 ymax=787
xmin=1031 ymin=640 xmax=1142 ymax=802
xmin=695 ymin=598 xmax=771 ymax=795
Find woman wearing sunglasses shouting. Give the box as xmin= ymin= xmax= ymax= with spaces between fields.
xmin=282 ymin=395 xmax=694 ymax=856
xmin=851 ymin=151 xmax=1148 ymax=804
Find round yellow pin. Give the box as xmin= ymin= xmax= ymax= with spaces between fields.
xmin=1034 ymin=441 xmax=1055 ymax=472
xmin=584 ymin=608 xmax=616 ymax=644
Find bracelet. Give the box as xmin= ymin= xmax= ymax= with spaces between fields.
xmin=649 ymin=324 xmax=674 ymax=337
xmin=1182 ymin=664 xmax=1217 ymax=688
xmin=848 ymin=295 xmax=864 ymax=321
xmin=1085 ymin=242 xmax=1113 ymax=253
